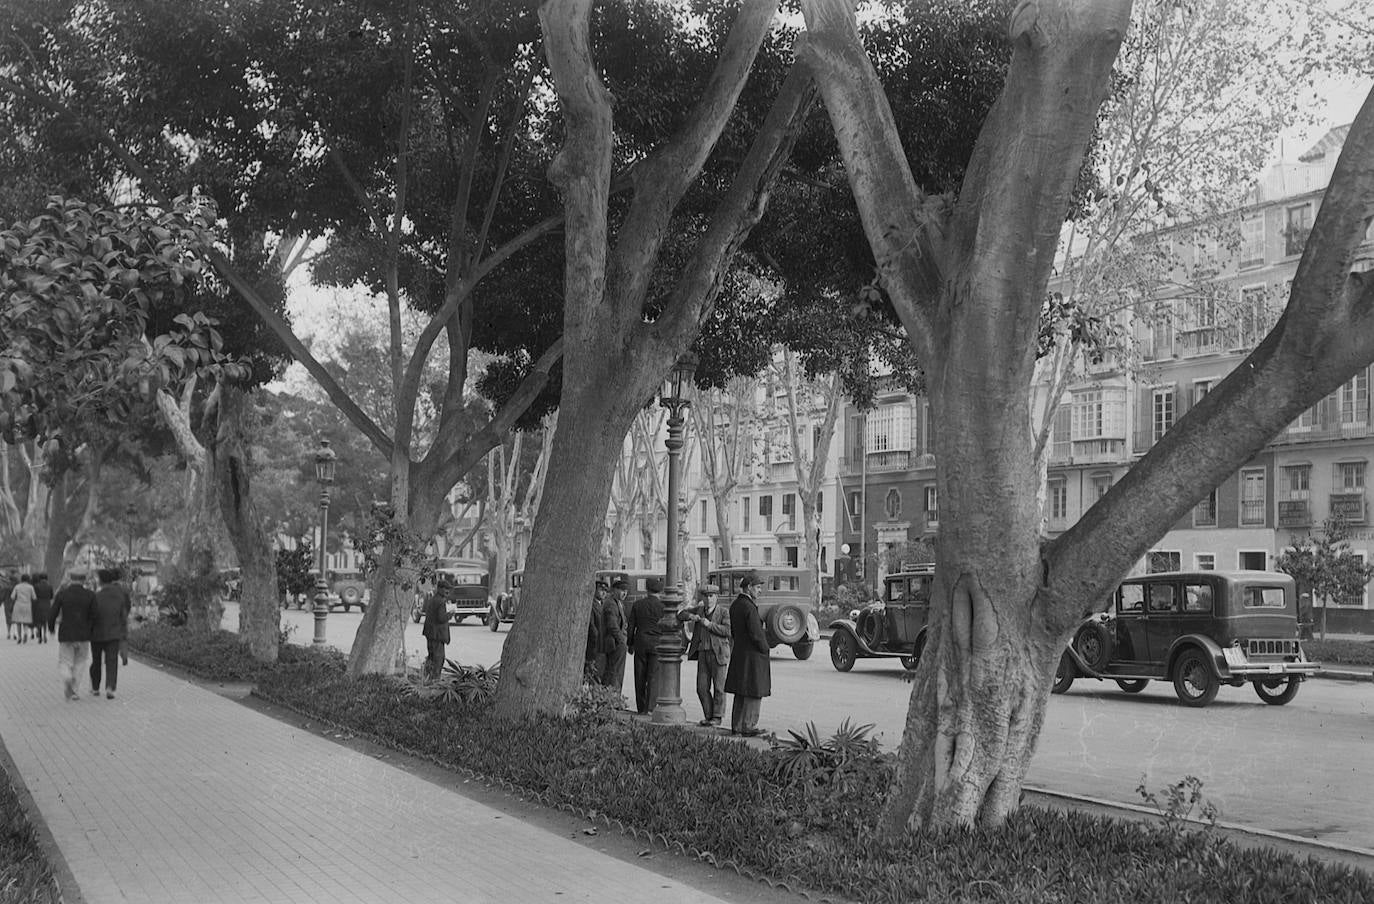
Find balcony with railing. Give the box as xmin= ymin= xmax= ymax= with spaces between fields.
xmin=1270 ymin=417 xmax=1374 ymax=445
xmin=866 ymin=449 xmax=912 ymax=472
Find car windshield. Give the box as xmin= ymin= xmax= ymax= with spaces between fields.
xmin=439 ymin=571 xmax=484 ymax=585
xmin=1241 ymin=586 xmax=1286 ymax=609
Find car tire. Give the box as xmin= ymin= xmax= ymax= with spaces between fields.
xmin=1253 ymin=676 xmax=1300 ymax=706
xmin=792 ymin=639 xmax=814 ymax=661
xmin=342 ymin=587 xmax=362 ymax=606
xmin=1115 ymin=679 xmax=1149 ymax=694
xmin=1051 ymin=653 xmax=1075 ymax=694
xmin=900 ymin=633 xmax=927 ymax=671
xmin=829 ymin=631 xmax=857 ymax=672
xmin=1073 ymin=621 xmax=1113 ymax=672
xmin=767 ymin=605 xmax=807 ymax=646
xmin=489 ymin=608 xmax=500 ymax=632
xmin=1172 ymin=648 xmax=1219 ymax=707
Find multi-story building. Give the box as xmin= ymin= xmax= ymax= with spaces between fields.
xmin=833 ymin=126 xmax=1374 ymax=632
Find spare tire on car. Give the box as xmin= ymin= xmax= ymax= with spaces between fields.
xmin=767 ymin=604 xmax=807 ymax=645
xmin=1073 ymin=620 xmax=1113 ymax=672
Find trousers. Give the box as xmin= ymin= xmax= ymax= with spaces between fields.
xmin=90 ymin=639 xmax=121 ymax=693
xmin=695 ymin=649 xmax=728 ymax=723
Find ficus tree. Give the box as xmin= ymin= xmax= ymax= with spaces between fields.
xmin=797 ymin=0 xmax=1374 ymax=833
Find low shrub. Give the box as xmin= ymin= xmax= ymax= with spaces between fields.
xmin=0 ymin=766 xmax=60 ymax=904
xmin=156 ymin=638 xmax=1374 ymax=903
xmin=1306 ymin=638 xmax=1374 ymax=667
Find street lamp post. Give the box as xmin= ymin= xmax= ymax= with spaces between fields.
xmin=125 ymin=502 xmax=137 ymax=567
xmin=653 ymin=353 xmax=698 ymax=725
xmin=311 ymin=439 xmax=337 ymax=646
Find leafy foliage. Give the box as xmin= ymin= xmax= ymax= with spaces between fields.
xmin=404 ymin=659 xmax=501 ymax=706
xmin=1304 ymin=639 xmax=1374 ymax=667
xmin=0 ymin=763 xmax=59 ymax=904
xmin=275 ymin=541 xmax=315 ymax=600
xmin=1276 ymin=516 xmax=1374 ymax=635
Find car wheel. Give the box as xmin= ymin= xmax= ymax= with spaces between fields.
xmin=829 ymin=631 xmax=857 ymax=672
xmin=342 ymin=587 xmax=362 ymax=606
xmin=900 ymin=633 xmax=927 ymax=671
xmin=792 ymin=639 xmax=814 ymax=661
xmin=489 ymin=608 xmax=500 ymax=632
xmin=767 ymin=605 xmax=807 ymax=645
xmin=1073 ymin=621 xmax=1113 ymax=672
xmin=1171 ymin=648 xmax=1219 ymax=707
xmin=1051 ymin=653 xmax=1075 ymax=695
xmin=1253 ymin=676 xmax=1300 ymax=706
xmin=1115 ymin=679 xmax=1149 ymax=694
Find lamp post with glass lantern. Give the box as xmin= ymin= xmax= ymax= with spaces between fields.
xmin=653 ymin=353 xmax=698 ymax=724
xmin=311 ymin=439 xmax=337 ymax=645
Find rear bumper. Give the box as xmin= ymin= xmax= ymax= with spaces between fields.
xmin=1219 ymin=646 xmax=1320 ymax=678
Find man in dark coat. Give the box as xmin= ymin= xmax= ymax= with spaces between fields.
xmin=48 ymin=570 xmax=97 ymax=701
xmin=599 ymin=577 xmax=629 ymax=692
xmin=91 ymin=568 xmax=132 ymax=699
xmin=725 ymin=571 xmax=770 ymax=737
xmin=421 ymin=588 xmax=451 ymax=679
xmin=32 ymin=573 xmax=53 ymax=643
xmin=626 ymin=577 xmax=665 ymax=714
xmin=584 ymin=580 xmax=608 ymax=682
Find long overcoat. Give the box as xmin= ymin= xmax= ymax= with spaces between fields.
xmin=724 ymin=591 xmax=770 ymax=697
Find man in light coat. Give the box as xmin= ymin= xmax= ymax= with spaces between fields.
xmin=724 ymin=572 xmax=770 ymax=737
xmin=680 ymin=583 xmax=731 ymax=727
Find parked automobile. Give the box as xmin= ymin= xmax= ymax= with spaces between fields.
xmin=488 ymin=570 xmax=521 ymax=632
xmin=706 ymin=565 xmax=821 ymax=660
xmin=1053 ymin=570 xmax=1320 ymax=707
xmin=327 ymin=569 xmax=369 ymax=612
xmin=410 ymin=560 xmax=491 ymax=625
xmin=829 ymin=564 xmax=935 ymax=672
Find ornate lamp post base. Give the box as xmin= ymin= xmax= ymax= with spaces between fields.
xmin=312 ymin=572 xmax=330 ymax=645
xmin=652 ymin=587 xmax=687 ymax=724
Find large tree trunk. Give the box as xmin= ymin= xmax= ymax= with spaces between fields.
xmin=209 ymin=386 xmax=278 ymax=662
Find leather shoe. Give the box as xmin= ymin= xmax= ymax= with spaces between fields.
xmin=697 ymin=719 xmax=714 ymax=726
xmin=739 ymin=728 xmax=764 ymax=737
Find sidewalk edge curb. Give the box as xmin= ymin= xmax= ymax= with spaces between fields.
xmin=0 ymin=718 xmax=87 ymax=904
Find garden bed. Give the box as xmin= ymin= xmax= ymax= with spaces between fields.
xmin=1306 ymin=638 xmax=1374 ymax=667
xmin=0 ymin=763 xmax=60 ymax=904
xmin=127 ymin=626 xmax=1374 ymax=904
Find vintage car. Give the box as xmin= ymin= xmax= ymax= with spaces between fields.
xmin=1053 ymin=570 xmax=1321 ymax=707
xmin=488 ymin=569 xmax=522 ymax=632
xmin=706 ymin=565 xmax=821 ymax=660
xmin=410 ymin=559 xmax=491 ymax=625
xmin=828 ymin=564 xmax=935 ymax=672
xmin=327 ymin=569 xmax=369 ymax=612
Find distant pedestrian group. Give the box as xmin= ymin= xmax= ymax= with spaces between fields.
xmin=43 ymin=567 xmax=132 ymax=701
xmin=4 ymin=571 xmax=53 ymax=644
xmin=588 ymin=570 xmax=772 ymax=737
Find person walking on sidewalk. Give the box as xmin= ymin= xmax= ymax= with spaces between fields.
xmin=680 ymin=583 xmax=731 ymax=727
xmin=584 ymin=579 xmax=608 ymax=683
xmin=626 ymin=577 xmax=665 ymax=715
xmin=10 ymin=574 xmax=35 ymax=644
xmin=725 ymin=572 xmax=770 ymax=737
xmin=421 ymin=587 xmax=450 ymax=679
xmin=48 ymin=571 xmax=96 ymax=701
xmin=2 ymin=568 xmax=16 ymax=639
xmin=90 ymin=568 xmax=132 ymax=699
xmin=31 ymin=573 xmax=53 ymax=644
xmin=600 ymin=577 xmax=629 ymax=692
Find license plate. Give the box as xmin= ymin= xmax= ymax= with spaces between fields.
xmin=1267 ymin=663 xmax=1283 ymax=673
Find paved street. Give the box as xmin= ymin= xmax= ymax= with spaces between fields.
xmin=268 ymin=605 xmax=1374 ymax=856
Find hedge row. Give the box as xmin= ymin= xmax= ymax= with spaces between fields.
xmin=127 ymin=627 xmax=1374 ymax=904
xmin=1307 ymin=638 xmax=1374 ymax=667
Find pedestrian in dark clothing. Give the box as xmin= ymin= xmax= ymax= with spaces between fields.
xmin=681 ymin=583 xmax=731 ymax=727
xmin=421 ymin=589 xmax=450 ymax=679
xmin=725 ymin=572 xmax=771 ymax=737
xmin=1 ymin=569 xmax=15 ymax=639
xmin=90 ymin=568 xmax=131 ymax=699
xmin=600 ymin=578 xmax=629 ymax=692
xmin=585 ymin=580 xmax=608 ymax=683
xmin=49 ymin=571 xmax=97 ymax=701
xmin=31 ymin=573 xmax=53 ymax=644
xmin=626 ymin=577 xmax=666 ymax=714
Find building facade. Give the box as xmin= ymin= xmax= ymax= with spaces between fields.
xmin=833 ymin=127 xmax=1374 ymax=631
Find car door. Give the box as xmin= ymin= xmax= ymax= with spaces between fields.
xmin=1143 ymin=581 xmax=1182 ymax=664
xmin=1113 ymin=582 xmax=1150 ymax=666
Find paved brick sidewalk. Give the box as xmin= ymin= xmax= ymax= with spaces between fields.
xmin=0 ymin=640 xmax=741 ymax=904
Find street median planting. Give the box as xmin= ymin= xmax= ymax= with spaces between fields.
xmin=0 ymin=764 xmax=60 ymax=904
xmin=1306 ymin=638 xmax=1374 ymax=667
xmin=128 ymin=627 xmax=1374 ymax=904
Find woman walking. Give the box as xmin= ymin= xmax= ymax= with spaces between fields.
xmin=10 ymin=574 xmax=35 ymax=644
xmin=32 ymin=573 xmax=53 ymax=643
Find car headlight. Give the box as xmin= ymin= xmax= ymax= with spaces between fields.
xmin=848 ymin=609 xmax=860 ymax=620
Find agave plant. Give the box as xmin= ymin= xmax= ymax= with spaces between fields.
xmin=768 ymin=719 xmax=879 ymax=787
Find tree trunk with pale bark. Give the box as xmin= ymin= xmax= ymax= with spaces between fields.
xmin=209 ymin=386 xmax=279 ymax=661
xmin=801 ymin=0 xmax=1374 ymax=832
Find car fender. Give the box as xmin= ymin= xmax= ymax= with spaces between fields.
xmin=1062 ymin=643 xmax=1096 ymax=677
xmin=804 ymin=613 xmax=820 ymax=642
xmin=828 ymin=619 xmax=878 ymax=657
xmin=1166 ymin=634 xmax=1229 ymax=679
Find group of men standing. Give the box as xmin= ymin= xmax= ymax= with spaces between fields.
xmin=584 ymin=571 xmax=771 ymax=737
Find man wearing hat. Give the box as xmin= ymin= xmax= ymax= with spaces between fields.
xmin=47 ymin=570 xmax=97 ymax=701
xmin=599 ymin=578 xmax=629 ymax=691
xmin=680 ymin=583 xmax=731 ymax=727
xmin=626 ymin=577 xmax=666 ymax=714
xmin=725 ymin=571 xmax=770 ymax=736
xmin=584 ymin=579 xmax=609 ymax=682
